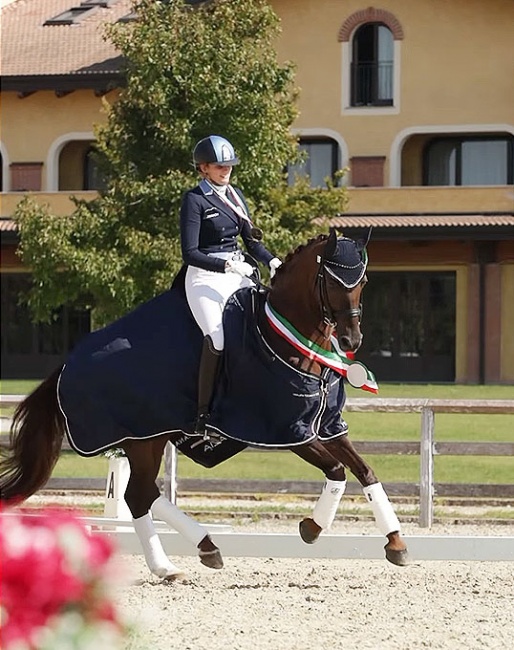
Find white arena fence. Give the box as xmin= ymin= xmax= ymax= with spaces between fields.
xmin=1 ymin=395 xmax=513 ymax=528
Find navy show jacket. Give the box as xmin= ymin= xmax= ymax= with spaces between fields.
xmin=180 ymin=179 xmax=274 ymax=273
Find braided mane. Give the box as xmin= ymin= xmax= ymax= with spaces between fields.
xmin=271 ymin=233 xmax=329 ymax=282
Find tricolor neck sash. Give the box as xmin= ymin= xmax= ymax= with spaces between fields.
xmin=264 ymin=300 xmax=378 ymax=393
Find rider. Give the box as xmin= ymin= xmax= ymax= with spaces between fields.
xmin=180 ymin=135 xmax=282 ymax=435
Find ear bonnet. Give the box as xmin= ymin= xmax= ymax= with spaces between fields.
xmin=323 ymin=228 xmax=371 ymax=289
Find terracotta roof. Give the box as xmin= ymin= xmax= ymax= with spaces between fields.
xmin=328 ymin=214 xmax=514 ymax=229
xmin=3 ymin=213 xmax=514 ymax=233
xmin=0 ymin=0 xmax=132 ymax=78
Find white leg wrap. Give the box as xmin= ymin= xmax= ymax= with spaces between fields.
xmin=363 ymin=482 xmax=401 ymax=536
xmin=132 ymin=513 xmax=183 ymax=578
xmin=312 ymin=479 xmax=347 ymax=530
xmin=151 ymin=495 xmax=207 ymax=547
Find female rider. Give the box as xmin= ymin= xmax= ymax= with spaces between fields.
xmin=180 ymin=135 xmax=282 ymax=435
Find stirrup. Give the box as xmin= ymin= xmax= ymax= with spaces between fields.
xmin=194 ymin=412 xmax=210 ymax=437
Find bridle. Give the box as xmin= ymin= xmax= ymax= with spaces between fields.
xmin=315 ymin=252 xmax=364 ymax=335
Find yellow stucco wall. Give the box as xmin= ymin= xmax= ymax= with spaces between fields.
xmin=0 ymin=90 xmax=116 ymax=174
xmin=272 ymin=0 xmax=514 ymax=164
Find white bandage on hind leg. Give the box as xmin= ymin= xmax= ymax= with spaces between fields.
xmin=312 ymin=479 xmax=347 ymax=530
xmin=151 ymin=495 xmax=207 ymax=547
xmin=132 ymin=513 xmax=183 ymax=578
xmin=363 ymin=482 xmax=401 ymax=536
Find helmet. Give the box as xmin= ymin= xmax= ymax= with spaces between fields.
xmin=193 ymin=135 xmax=240 ymax=167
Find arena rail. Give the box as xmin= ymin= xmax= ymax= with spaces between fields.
xmin=2 ymin=395 xmax=513 ymax=528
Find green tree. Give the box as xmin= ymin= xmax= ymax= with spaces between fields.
xmin=16 ymin=0 xmax=348 ymax=326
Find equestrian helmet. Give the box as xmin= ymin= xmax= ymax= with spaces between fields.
xmin=193 ymin=135 xmax=240 ymax=167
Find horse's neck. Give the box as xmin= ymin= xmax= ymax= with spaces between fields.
xmin=257 ymin=290 xmax=330 ymax=377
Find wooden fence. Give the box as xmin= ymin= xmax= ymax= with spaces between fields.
xmin=1 ymin=395 xmax=513 ymax=527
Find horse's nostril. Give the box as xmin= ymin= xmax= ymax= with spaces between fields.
xmin=339 ymin=336 xmax=352 ymax=351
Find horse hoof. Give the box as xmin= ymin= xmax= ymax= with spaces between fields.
xmin=385 ymin=546 xmax=410 ymax=566
xmin=299 ymin=518 xmax=321 ymax=544
xmin=156 ymin=567 xmax=189 ymax=582
xmin=199 ymin=548 xmax=224 ymax=570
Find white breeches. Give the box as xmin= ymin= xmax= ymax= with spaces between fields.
xmin=185 ymin=264 xmax=253 ymax=351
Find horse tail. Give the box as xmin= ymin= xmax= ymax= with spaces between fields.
xmin=0 ymin=366 xmax=65 ymax=504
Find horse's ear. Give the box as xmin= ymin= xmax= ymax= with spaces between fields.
xmin=325 ymin=227 xmax=338 ymax=258
xmin=356 ymin=227 xmax=372 ymax=252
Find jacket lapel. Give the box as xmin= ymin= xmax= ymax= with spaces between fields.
xmin=199 ymin=180 xmax=241 ymax=227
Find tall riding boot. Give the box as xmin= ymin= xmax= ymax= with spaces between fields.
xmin=194 ymin=336 xmax=222 ymax=436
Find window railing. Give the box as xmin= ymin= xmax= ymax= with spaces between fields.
xmin=351 ymin=61 xmax=393 ymax=107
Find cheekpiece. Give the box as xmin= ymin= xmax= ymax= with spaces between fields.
xmin=324 ymin=237 xmax=368 ymax=289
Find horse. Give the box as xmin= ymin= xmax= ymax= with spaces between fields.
xmin=0 ymin=229 xmax=409 ymax=580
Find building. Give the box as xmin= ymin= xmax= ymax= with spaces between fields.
xmin=1 ymin=0 xmax=513 ymax=382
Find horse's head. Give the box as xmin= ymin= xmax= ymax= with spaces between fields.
xmin=267 ymin=229 xmax=370 ymax=370
xmin=315 ymin=228 xmax=369 ymax=353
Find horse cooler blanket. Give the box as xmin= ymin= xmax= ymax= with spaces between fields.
xmin=58 ymin=284 xmax=349 ymax=465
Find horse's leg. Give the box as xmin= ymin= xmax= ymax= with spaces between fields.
xmin=123 ymin=437 xmax=223 ymax=575
xmin=324 ymin=436 xmax=409 ymax=566
xmin=292 ymin=439 xmax=347 ymax=544
xmin=151 ymin=495 xmax=223 ymax=570
xmin=123 ymin=438 xmax=187 ymax=580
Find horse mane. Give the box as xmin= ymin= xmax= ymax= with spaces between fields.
xmin=271 ymin=233 xmax=329 ymax=283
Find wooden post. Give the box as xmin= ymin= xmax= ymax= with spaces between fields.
xmin=163 ymin=442 xmax=177 ymax=504
xmin=419 ymin=407 xmax=435 ymax=528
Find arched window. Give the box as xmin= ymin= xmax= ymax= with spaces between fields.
xmin=339 ymin=8 xmax=403 ymax=113
xmin=288 ymin=138 xmax=339 ymax=188
xmin=351 ymin=23 xmax=394 ymax=107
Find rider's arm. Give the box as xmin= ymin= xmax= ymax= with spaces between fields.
xmin=232 ymin=189 xmax=275 ymax=266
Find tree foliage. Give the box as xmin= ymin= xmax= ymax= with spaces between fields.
xmin=16 ymin=0 xmax=348 ymax=326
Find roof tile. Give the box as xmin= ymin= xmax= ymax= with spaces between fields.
xmin=1 ymin=0 xmax=131 ymax=76
xmin=328 ymin=214 xmax=514 ymax=228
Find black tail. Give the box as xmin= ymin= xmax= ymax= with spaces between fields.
xmin=0 ymin=366 xmax=65 ymax=504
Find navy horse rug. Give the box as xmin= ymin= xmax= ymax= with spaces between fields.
xmin=58 ymin=283 xmax=349 ymax=459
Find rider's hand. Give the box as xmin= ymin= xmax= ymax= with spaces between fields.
xmin=269 ymin=257 xmax=282 ymax=278
xmin=225 ymin=259 xmax=254 ymax=277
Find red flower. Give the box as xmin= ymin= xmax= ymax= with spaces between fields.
xmin=0 ymin=507 xmax=122 ymax=649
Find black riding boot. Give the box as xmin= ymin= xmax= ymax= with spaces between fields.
xmin=194 ymin=336 xmax=222 ymax=436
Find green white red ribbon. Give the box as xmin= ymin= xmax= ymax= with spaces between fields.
xmin=265 ymin=301 xmax=378 ymax=394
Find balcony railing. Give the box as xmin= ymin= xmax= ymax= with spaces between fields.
xmin=351 ymin=61 xmax=393 ymax=107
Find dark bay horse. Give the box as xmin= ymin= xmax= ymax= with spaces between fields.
xmin=0 ymin=230 xmax=408 ymax=579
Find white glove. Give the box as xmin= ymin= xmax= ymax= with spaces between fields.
xmin=225 ymin=259 xmax=254 ymax=277
xmin=269 ymin=257 xmax=283 ymax=278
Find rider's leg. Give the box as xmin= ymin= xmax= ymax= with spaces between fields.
xmin=194 ymin=336 xmax=222 ymax=435
xmin=185 ymin=265 xmax=251 ymax=435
